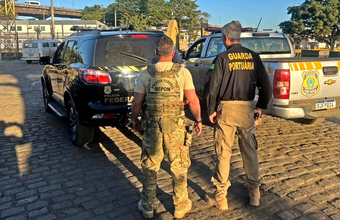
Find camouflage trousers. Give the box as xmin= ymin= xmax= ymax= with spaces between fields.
xmin=140 ymin=119 xmax=191 ymax=208
xmin=212 ymin=101 xmax=260 ymax=197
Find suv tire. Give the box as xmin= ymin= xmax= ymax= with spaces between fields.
xmin=42 ymin=81 xmax=53 ymax=113
xmin=67 ymin=100 xmax=95 ymax=146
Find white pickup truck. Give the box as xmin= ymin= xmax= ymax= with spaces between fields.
xmin=184 ymin=31 xmax=340 ymax=124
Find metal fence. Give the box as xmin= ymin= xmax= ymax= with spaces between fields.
xmin=1 ymin=31 xmax=73 ymax=60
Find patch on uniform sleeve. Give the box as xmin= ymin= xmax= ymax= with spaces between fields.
xmin=209 ymin=63 xmax=215 ymax=70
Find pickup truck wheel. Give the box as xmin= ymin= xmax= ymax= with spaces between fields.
xmin=26 ymin=60 xmax=32 ymax=64
xmin=42 ymin=81 xmax=53 ymax=113
xmin=298 ymin=118 xmax=325 ymax=125
xmin=67 ymin=101 xmax=95 ymax=147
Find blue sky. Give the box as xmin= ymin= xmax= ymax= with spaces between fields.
xmin=18 ymin=0 xmax=305 ymax=31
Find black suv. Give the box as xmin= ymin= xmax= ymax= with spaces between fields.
xmin=40 ymin=26 xmax=182 ymax=146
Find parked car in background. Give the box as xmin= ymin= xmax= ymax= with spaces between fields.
xmin=21 ymin=39 xmax=59 ymax=64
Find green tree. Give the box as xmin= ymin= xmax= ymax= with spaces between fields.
xmin=142 ymin=0 xmax=173 ymax=26
xmin=82 ymin=5 xmax=105 ymax=22
xmin=280 ymin=0 xmax=340 ymax=48
xmin=169 ymin=0 xmax=201 ymax=32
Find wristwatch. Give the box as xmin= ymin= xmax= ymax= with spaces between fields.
xmin=196 ymin=120 xmax=202 ymax=124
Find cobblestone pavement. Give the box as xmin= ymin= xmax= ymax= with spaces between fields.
xmin=1 ymin=60 xmax=340 ymax=220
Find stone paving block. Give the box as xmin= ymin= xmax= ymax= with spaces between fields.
xmin=15 ymin=189 xmax=37 ymax=199
xmin=36 ymin=214 xmax=58 ymax=220
xmin=16 ymin=196 xmax=39 ymax=205
xmin=294 ymin=202 xmax=318 ymax=214
xmin=52 ymin=201 xmax=73 ymax=210
xmin=40 ymin=190 xmax=65 ymax=199
xmin=3 ymin=214 xmax=27 ymax=220
xmin=305 ymin=212 xmax=328 ymax=220
xmin=28 ymin=207 xmax=49 ymax=218
xmin=284 ymin=177 xmax=306 ymax=187
xmin=3 ymin=187 xmax=26 ymax=196
xmin=92 ymin=203 xmax=114 ymax=215
xmin=0 ymin=207 xmax=25 ymax=218
xmin=63 ymin=211 xmax=94 ymax=220
xmin=60 ymin=207 xmax=83 ymax=216
xmin=287 ymin=190 xmax=308 ymax=201
xmin=27 ymin=181 xmax=48 ymax=189
xmin=74 ymin=196 xmax=94 ymax=205
xmin=276 ymin=209 xmax=301 ymax=220
xmin=0 ymin=202 xmax=12 ymax=211
xmin=330 ymin=198 xmax=340 ymax=209
xmin=81 ymin=199 xmax=101 ymax=210
xmin=330 ymin=213 xmax=340 ymax=220
xmin=310 ymin=193 xmax=328 ymax=204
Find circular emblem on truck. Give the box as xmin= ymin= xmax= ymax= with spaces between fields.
xmin=301 ymin=70 xmax=320 ymax=98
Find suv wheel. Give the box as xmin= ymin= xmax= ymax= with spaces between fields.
xmin=42 ymin=81 xmax=53 ymax=113
xmin=67 ymin=100 xmax=95 ymax=146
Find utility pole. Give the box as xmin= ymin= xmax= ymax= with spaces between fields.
xmin=50 ymin=0 xmax=55 ymax=39
xmin=0 ymin=0 xmax=16 ymax=61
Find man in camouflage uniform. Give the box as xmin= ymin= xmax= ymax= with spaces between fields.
xmin=132 ymin=36 xmax=202 ymax=219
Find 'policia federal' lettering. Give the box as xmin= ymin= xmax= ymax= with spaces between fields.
xmin=228 ymin=52 xmax=255 ymax=71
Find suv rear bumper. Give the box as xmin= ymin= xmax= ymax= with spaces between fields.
xmin=77 ymin=102 xmax=131 ymax=126
xmin=271 ymin=106 xmax=340 ymax=119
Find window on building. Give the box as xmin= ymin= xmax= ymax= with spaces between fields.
xmin=34 ymin=26 xmax=39 ymax=31
xmin=17 ymin=26 xmax=22 ymax=31
xmin=40 ymin=26 xmax=45 ymax=31
xmin=10 ymin=26 xmax=15 ymax=31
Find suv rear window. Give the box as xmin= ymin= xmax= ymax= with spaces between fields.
xmin=94 ymin=35 xmax=161 ymax=67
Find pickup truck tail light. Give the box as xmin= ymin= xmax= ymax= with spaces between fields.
xmin=79 ymin=68 xmax=112 ymax=84
xmin=273 ymin=69 xmax=290 ymax=99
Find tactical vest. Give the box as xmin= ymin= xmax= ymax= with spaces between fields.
xmin=145 ymin=63 xmax=184 ymax=118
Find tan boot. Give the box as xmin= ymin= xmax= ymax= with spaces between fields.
xmin=249 ymin=188 xmax=260 ymax=207
xmin=174 ymin=199 xmax=192 ymax=219
xmin=138 ymin=199 xmax=154 ymax=219
xmin=205 ymin=193 xmax=228 ymax=211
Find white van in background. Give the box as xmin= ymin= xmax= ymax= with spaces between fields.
xmin=21 ymin=39 xmax=60 ymax=64
xmin=25 ymin=1 xmax=41 ymax=6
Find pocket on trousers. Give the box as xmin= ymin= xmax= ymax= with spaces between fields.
xmin=180 ymin=145 xmax=191 ymax=168
xmin=159 ymin=117 xmax=177 ymax=134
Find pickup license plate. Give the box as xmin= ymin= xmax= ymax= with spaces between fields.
xmin=315 ymin=100 xmax=336 ymax=110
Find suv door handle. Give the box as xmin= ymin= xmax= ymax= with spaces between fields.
xmin=194 ymin=63 xmax=200 ymax=67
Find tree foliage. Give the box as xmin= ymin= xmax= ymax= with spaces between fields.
xmin=81 ymin=5 xmax=105 ymax=22
xmin=81 ymin=0 xmax=209 ymax=40
xmin=279 ymin=0 xmax=340 ymax=48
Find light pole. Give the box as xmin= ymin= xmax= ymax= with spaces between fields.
xmin=50 ymin=0 xmax=55 ymax=39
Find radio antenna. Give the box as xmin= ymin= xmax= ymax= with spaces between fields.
xmin=255 ymin=18 xmax=262 ymax=32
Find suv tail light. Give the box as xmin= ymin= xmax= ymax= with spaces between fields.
xmin=131 ymin=35 xmax=148 ymax=38
xmin=273 ymin=69 xmax=290 ymax=99
xmin=79 ymin=68 xmax=112 ymax=84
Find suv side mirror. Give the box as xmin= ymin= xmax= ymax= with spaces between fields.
xmin=39 ymin=56 xmax=51 ymax=65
